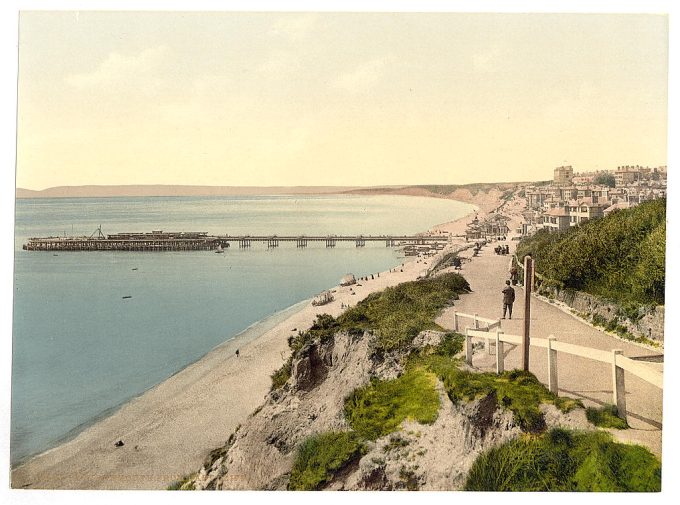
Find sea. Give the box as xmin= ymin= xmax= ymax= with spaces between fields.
xmin=11 ymin=194 xmax=475 ymax=465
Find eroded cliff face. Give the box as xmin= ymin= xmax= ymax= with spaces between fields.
xmin=190 ymin=330 xmax=588 ymax=491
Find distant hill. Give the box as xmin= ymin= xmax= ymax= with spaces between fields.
xmin=15 ymin=185 xmax=389 ymax=199
xmin=15 ymin=183 xmax=520 ymax=200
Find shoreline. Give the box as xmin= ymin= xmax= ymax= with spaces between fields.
xmin=9 ymin=298 xmax=311 ymax=468
xmin=11 ymin=195 xmax=499 ymax=489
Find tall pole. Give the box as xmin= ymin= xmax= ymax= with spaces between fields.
xmin=523 ymin=255 xmax=534 ymax=371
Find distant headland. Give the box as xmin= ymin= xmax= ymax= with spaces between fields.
xmin=15 ymin=182 xmax=520 ymax=201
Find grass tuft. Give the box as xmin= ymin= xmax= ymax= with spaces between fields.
xmin=288 ymin=431 xmax=366 ymax=490
xmin=586 ymin=404 xmax=629 ymax=429
xmin=465 ymin=428 xmax=661 ymax=491
xmin=344 ymin=367 xmax=440 ymax=440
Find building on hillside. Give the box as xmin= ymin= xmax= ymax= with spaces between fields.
xmin=541 ymin=207 xmax=571 ymax=232
xmin=566 ymin=199 xmax=608 ymax=225
xmin=615 ymin=166 xmax=641 ymax=186
xmin=526 ymin=188 xmax=550 ymax=208
xmin=553 ymin=165 xmax=574 ymax=185
xmin=603 ymin=201 xmax=633 ymax=216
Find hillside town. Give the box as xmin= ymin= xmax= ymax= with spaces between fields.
xmin=463 ymin=164 xmax=666 ymax=242
xmin=519 ymin=164 xmax=667 ymax=235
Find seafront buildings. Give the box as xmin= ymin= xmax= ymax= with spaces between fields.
xmin=519 ymin=164 xmax=667 ymax=235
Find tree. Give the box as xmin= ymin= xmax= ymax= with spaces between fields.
xmin=594 ymin=172 xmax=616 ymax=188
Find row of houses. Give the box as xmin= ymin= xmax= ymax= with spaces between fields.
xmin=553 ymin=165 xmax=666 ymax=187
xmin=520 ymin=165 xmax=667 ymax=234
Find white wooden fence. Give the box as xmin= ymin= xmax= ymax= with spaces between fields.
xmin=452 ymin=311 xmax=502 ymax=356
xmin=460 ymin=325 xmax=663 ymax=422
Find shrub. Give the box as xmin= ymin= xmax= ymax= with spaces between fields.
xmin=288 ymin=431 xmax=367 ymax=490
xmin=465 ymin=429 xmax=661 ymax=491
xmin=516 ymin=199 xmax=666 ymax=306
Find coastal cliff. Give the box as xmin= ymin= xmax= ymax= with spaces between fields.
xmin=186 ymin=327 xmax=590 ymax=491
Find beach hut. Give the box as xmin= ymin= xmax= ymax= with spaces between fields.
xmin=340 ymin=274 xmax=356 ymax=286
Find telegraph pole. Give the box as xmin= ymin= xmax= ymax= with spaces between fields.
xmin=523 ymin=255 xmax=534 ymax=371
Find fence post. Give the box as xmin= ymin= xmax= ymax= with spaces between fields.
xmin=453 ymin=311 xmax=459 ymax=331
xmin=547 ymin=335 xmax=558 ymax=394
xmin=612 ymin=350 xmax=627 ymax=421
xmin=522 ymin=256 xmax=534 ymax=371
xmin=474 ymin=313 xmax=479 ymax=330
xmin=495 ymin=329 xmax=504 ymax=374
xmin=465 ymin=328 xmax=473 ymax=366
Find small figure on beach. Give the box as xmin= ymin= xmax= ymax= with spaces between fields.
xmin=502 ymin=280 xmax=515 ymax=319
xmin=114 ymin=440 xmax=124 ymax=447
xmin=235 ymin=349 xmax=240 ymax=358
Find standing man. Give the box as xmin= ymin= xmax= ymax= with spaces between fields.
xmin=510 ymin=264 xmax=519 ymax=285
xmin=502 ymin=280 xmax=515 ymax=319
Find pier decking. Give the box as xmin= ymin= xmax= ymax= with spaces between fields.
xmin=22 ymin=230 xmax=451 ymax=252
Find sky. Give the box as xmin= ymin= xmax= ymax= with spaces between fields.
xmin=16 ymin=11 xmax=668 ymax=189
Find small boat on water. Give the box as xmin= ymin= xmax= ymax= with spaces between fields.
xmin=312 ymin=290 xmax=334 ymax=306
xmin=215 ymin=244 xmax=225 ymax=254
xmin=122 ymin=295 xmax=132 ymax=299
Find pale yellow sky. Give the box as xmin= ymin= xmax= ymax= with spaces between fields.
xmin=16 ymin=12 xmax=668 ymax=189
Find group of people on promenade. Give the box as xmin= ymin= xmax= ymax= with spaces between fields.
xmin=495 ymin=244 xmax=510 ymax=255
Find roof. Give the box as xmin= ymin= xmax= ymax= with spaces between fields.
xmin=544 ymin=208 xmax=570 ymax=217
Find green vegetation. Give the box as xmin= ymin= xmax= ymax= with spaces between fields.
xmin=465 ymin=428 xmax=660 ymax=491
xmin=270 ymin=359 xmax=292 ymax=391
xmin=344 ymin=367 xmax=440 ymax=440
xmin=586 ymin=404 xmax=629 ymax=429
xmin=288 ymin=431 xmax=367 ymax=490
xmin=517 ymin=199 xmax=666 ymax=306
xmin=428 ymin=251 xmax=460 ymax=276
xmin=338 ymin=273 xmax=470 ymax=354
xmin=418 ymin=355 xmax=581 ymax=432
xmin=594 ymin=172 xmax=616 ymax=188
xmin=167 ymin=474 xmax=196 ymax=490
xmin=270 ymin=273 xmax=470 ymax=390
xmin=590 ymin=313 xmax=658 ymax=346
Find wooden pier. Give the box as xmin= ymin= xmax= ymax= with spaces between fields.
xmin=22 ymin=229 xmax=450 ymax=252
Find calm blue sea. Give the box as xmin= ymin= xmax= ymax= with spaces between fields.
xmin=11 ymin=194 xmax=474 ymax=464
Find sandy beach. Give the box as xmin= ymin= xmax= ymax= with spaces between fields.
xmin=11 ymin=194 xmax=502 ymax=490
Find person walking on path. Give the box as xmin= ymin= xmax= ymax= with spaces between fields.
xmin=502 ymin=280 xmax=515 ymax=319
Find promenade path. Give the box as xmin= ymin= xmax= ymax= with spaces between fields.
xmin=437 ymin=237 xmax=664 ymax=457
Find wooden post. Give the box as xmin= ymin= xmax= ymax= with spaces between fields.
xmin=465 ymin=328 xmax=473 ymax=366
xmin=547 ymin=335 xmax=558 ymax=394
xmin=522 ymin=256 xmax=534 ymax=371
xmin=612 ymin=350 xmax=627 ymax=421
xmin=474 ymin=313 xmax=479 ymax=330
xmin=495 ymin=330 xmax=504 ymax=374
xmin=453 ymin=311 xmax=459 ymax=331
